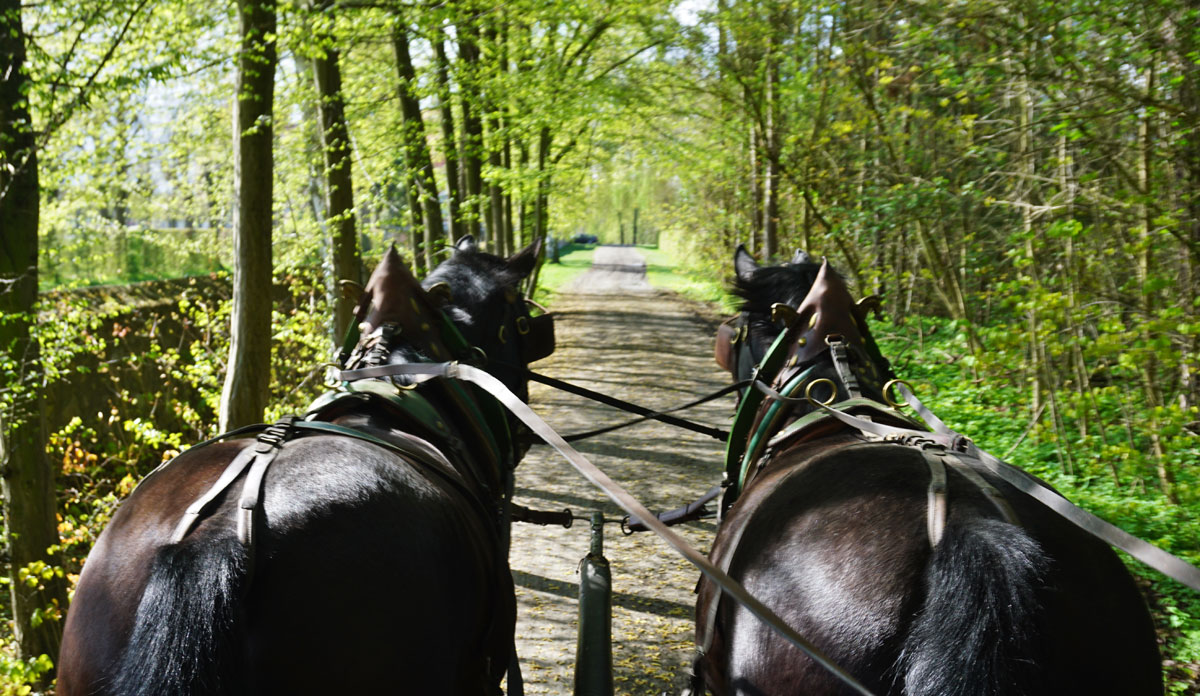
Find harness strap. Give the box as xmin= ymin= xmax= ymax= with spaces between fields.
xmin=170 ymin=418 xmax=488 ymax=547
xmin=944 ymin=451 xmax=1021 ymax=527
xmin=172 ymin=446 xmax=258 ymax=543
xmin=827 ymin=336 xmax=861 ymax=399
xmin=237 ymin=416 xmax=296 ymax=546
xmin=924 ymin=452 xmax=948 ymax=548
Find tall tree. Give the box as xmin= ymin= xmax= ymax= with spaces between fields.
xmin=0 ymin=0 xmax=69 ymax=670
xmin=457 ymin=14 xmax=486 ymax=240
xmin=309 ymin=0 xmax=361 ymax=344
xmin=219 ymin=0 xmax=277 ymax=431
xmin=392 ymin=19 xmax=445 ymax=270
xmin=434 ymin=33 xmax=466 ymax=241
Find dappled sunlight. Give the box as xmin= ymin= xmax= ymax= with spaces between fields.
xmin=511 ymin=271 xmax=730 ymax=694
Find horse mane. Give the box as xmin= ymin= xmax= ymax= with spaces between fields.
xmin=730 ymin=260 xmax=826 ymax=315
xmin=425 ymin=252 xmax=510 ymax=330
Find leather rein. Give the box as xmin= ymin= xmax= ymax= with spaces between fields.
xmin=524 ymin=369 xmax=739 ymax=443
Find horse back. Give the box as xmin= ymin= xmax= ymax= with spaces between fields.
xmin=697 ymin=439 xmax=1161 ymax=696
xmin=58 ymin=441 xmax=247 ymax=695
xmin=59 ymin=435 xmax=511 ymax=695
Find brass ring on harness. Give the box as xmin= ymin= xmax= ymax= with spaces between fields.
xmin=804 ymin=378 xmax=837 ymax=406
xmin=498 ymin=324 xmax=508 ymax=344
xmin=468 ymin=345 xmax=488 ymax=367
xmin=516 ymin=316 xmax=531 ymax=335
xmin=728 ymin=322 xmax=746 ymax=346
xmin=883 ymin=379 xmax=915 ymax=409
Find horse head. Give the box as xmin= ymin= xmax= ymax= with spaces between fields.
xmin=426 ymin=235 xmax=550 ymax=402
xmin=718 ymin=244 xmax=894 ymax=408
xmin=345 ymin=236 xmax=549 ymax=402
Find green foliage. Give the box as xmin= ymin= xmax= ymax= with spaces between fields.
xmin=0 ymin=650 xmax=54 ymax=696
xmin=0 ymin=268 xmax=335 ymax=679
xmin=640 ymin=246 xmax=738 ymax=312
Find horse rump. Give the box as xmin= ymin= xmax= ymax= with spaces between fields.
xmin=111 ymin=535 xmax=249 ymax=696
xmin=899 ymin=517 xmax=1048 ymax=696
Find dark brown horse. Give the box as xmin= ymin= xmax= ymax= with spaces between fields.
xmin=693 ymin=247 xmax=1161 ymax=695
xmin=58 ymin=238 xmax=545 ymax=696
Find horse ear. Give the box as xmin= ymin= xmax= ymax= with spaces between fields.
xmin=734 ymin=244 xmax=759 ymax=282
xmin=507 ymin=238 xmax=542 ymax=279
xmin=791 ymin=249 xmax=813 ymax=265
xmin=454 ymin=235 xmax=478 ymax=255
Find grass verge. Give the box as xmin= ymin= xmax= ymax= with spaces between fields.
xmin=532 ymin=243 xmax=595 ymax=306
xmin=639 ymin=245 xmax=738 ymax=313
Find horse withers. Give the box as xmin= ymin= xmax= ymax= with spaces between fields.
xmin=693 ymin=247 xmax=1161 ymax=695
xmin=58 ymin=237 xmax=545 ymax=696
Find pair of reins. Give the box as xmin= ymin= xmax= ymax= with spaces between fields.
xmin=524 ymin=369 xmax=739 ymax=443
xmin=333 ymin=360 xmax=879 ymax=696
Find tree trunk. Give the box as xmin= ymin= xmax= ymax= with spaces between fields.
xmin=434 ymin=36 xmax=465 ymax=242
xmin=1136 ymin=61 xmax=1177 ymax=503
xmin=310 ymin=0 xmax=361 ymax=345
xmin=458 ymin=18 xmax=485 ymax=239
xmin=762 ymin=29 xmax=782 ymax=260
xmin=487 ymin=116 xmax=505 ymax=255
xmin=0 ymin=0 xmax=69 ymax=672
xmin=503 ymin=133 xmax=515 ymax=250
xmin=220 ymin=0 xmax=277 ymax=432
xmin=485 ymin=17 xmax=507 ymax=256
xmin=406 ymin=164 xmax=426 ymax=274
xmin=392 ymin=22 xmax=445 ymax=272
xmin=525 ymin=126 xmax=553 ymax=295
xmin=747 ymin=121 xmax=762 ymax=254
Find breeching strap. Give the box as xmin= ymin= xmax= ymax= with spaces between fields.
xmin=894 ymin=383 xmax=1200 ymax=592
xmin=334 ymin=361 xmax=877 ymax=696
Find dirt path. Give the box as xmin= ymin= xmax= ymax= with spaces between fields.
xmin=509 ymin=247 xmax=733 ymax=695
xmin=565 ymin=245 xmax=652 ymax=294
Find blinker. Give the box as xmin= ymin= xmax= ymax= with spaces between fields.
xmin=521 ymin=313 xmax=556 ymax=363
xmin=715 ymin=320 xmax=739 ymax=372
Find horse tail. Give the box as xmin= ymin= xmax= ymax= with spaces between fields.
xmin=899 ymin=517 xmax=1049 ymax=696
xmin=111 ymin=536 xmax=248 ymax=696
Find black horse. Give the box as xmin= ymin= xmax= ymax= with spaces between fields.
xmin=58 ymin=237 xmax=546 ymax=696
xmin=693 ymin=247 xmax=1161 ymax=695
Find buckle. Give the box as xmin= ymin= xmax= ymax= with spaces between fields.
xmin=255 ymin=416 xmax=296 ymax=453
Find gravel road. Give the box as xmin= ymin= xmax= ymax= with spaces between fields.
xmin=509 ymin=246 xmax=733 ymax=695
